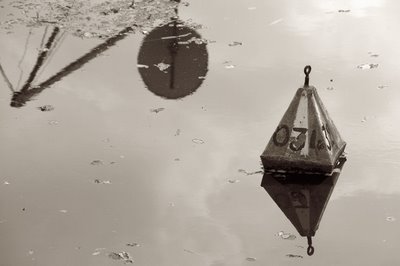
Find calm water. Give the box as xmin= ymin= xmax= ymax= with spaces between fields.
xmin=1 ymin=0 xmax=400 ymax=265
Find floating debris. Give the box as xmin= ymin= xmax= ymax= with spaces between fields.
xmin=154 ymin=62 xmax=170 ymax=72
xmin=59 ymin=210 xmax=68 ymax=213
xmin=3 ymin=181 xmax=10 ymax=185
xmin=90 ymin=160 xmax=104 ymax=166
xmin=269 ymin=18 xmax=283 ymax=25
xmin=184 ymin=249 xmax=195 ymax=254
xmin=174 ymin=158 xmax=180 ymax=161
xmin=48 ymin=120 xmax=59 ymax=125
xmin=238 ymin=169 xmax=263 ymax=175
xmin=150 ymin=107 xmax=165 ymax=113
xmin=338 ymin=9 xmax=351 ymax=13
xmin=370 ymin=54 xmax=379 ymax=57
xmin=37 ymin=105 xmax=54 ymax=112
xmin=178 ymin=36 xmax=210 ymax=45
xmin=228 ymin=179 xmax=240 ymax=184
xmin=94 ymin=179 xmax=111 ymax=184
xmin=246 ymin=257 xmax=257 ymax=262
xmin=28 ymin=250 xmax=34 ymax=255
xmin=228 ymin=41 xmax=242 ymax=47
xmin=361 ymin=116 xmax=368 ymax=123
xmin=92 ymin=248 xmax=106 ymax=256
xmin=137 ymin=64 xmax=149 ymax=69
xmin=192 ymin=138 xmax=204 ymax=144
xmin=175 ymin=129 xmax=181 ymax=136
xmin=198 ymin=76 xmax=206 ymax=80
xmin=386 ymin=216 xmax=396 ymax=222
xmin=224 ymin=64 xmax=235 ymax=69
xmin=286 ymin=254 xmax=303 ymax=258
xmin=327 ymin=86 xmax=334 ymax=91
xmin=278 ymin=231 xmax=296 ymax=240
xmin=108 ymin=251 xmax=133 ymax=263
xmin=247 ymin=7 xmax=257 ymax=10
xmin=357 ymin=63 xmax=379 ymax=70
xmin=126 ymin=243 xmax=140 ymax=247
xmin=378 ymin=85 xmax=388 ymax=90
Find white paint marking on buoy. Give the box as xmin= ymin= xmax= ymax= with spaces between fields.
xmin=311 ymin=94 xmax=333 ymax=155
xmin=288 ymin=91 xmax=309 ymax=156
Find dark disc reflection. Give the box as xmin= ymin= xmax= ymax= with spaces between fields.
xmin=137 ymin=20 xmax=208 ymax=99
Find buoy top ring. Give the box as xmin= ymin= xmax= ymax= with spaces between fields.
xmin=306 ymin=236 xmax=314 ymax=256
xmin=303 ymin=65 xmax=311 ymax=86
xmin=304 ymin=65 xmax=312 ymax=76
xmin=307 ymin=246 xmax=314 ymax=256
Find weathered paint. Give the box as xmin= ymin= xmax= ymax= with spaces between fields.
xmin=261 ymin=84 xmax=346 ymax=173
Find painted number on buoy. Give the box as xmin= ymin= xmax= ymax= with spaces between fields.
xmin=272 ymin=124 xmax=333 ymax=151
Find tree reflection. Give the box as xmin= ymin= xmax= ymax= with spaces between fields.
xmin=3 ymin=0 xmax=208 ymax=107
xmin=9 ymin=26 xmax=134 ymax=107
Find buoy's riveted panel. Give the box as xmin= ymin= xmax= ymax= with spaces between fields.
xmin=260 ymin=66 xmax=346 ymax=173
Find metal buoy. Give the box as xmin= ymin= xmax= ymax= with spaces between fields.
xmin=260 ymin=65 xmax=346 ymax=173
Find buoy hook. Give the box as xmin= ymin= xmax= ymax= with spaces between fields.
xmin=304 ymin=65 xmax=311 ymax=86
xmin=307 ymin=236 xmax=314 ymax=256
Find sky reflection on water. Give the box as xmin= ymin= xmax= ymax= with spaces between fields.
xmin=1 ymin=0 xmax=400 ymax=265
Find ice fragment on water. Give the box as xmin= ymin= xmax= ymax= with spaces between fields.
xmin=246 ymin=257 xmax=257 ymax=261
xmin=228 ymin=179 xmax=240 ymax=183
xmin=59 ymin=210 xmax=68 ymax=213
xmin=4 ymin=181 xmax=9 ymax=185
xmin=225 ymin=64 xmax=235 ymax=69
